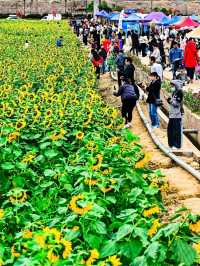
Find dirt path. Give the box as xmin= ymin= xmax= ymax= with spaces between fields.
xmin=99 ymin=73 xmax=200 ymax=215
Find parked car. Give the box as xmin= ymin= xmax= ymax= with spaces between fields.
xmin=41 ymin=14 xmax=62 ymax=21
xmin=7 ymin=15 xmax=20 ymax=20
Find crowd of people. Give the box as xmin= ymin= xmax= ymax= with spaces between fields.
xmin=70 ymin=18 xmax=199 ymax=150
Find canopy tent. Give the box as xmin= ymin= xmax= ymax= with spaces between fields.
xmin=190 ymin=15 xmax=200 ymax=22
xmin=95 ymin=10 xmax=109 ymax=18
xmin=174 ymin=17 xmax=199 ymax=30
xmin=161 ymin=16 xmax=171 ymax=26
xmin=143 ymin=12 xmax=167 ymax=22
xmin=109 ymin=13 xmax=120 ymax=21
xmin=186 ymin=26 xmax=200 ymax=39
xmin=168 ymin=16 xmax=182 ymax=25
xmin=124 ymin=8 xmax=137 ymax=14
xmin=123 ymin=13 xmax=141 ymax=22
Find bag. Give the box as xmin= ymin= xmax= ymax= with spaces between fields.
xmin=155 ymin=99 xmax=163 ymax=107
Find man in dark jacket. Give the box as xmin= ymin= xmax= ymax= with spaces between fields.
xmin=115 ymin=50 xmax=126 ymax=87
xmin=113 ymin=77 xmax=139 ymax=128
xmin=124 ymin=57 xmax=135 ymax=85
xmin=146 ymin=72 xmax=161 ymax=128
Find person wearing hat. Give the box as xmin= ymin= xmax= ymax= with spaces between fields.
xmin=169 ymin=42 xmax=183 ymax=79
xmin=167 ymin=80 xmax=184 ymax=150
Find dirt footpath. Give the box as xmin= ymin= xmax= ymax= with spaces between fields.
xmin=99 ymin=73 xmax=200 ymax=215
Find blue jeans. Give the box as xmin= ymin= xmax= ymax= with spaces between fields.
xmin=149 ymin=103 xmax=160 ymax=127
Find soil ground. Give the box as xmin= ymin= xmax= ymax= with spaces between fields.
xmin=99 ymin=72 xmax=200 ymax=215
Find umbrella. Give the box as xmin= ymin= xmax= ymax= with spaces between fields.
xmin=190 ymin=15 xmax=200 ymax=22
xmin=143 ymin=12 xmax=167 ymax=22
xmin=174 ymin=17 xmax=199 ymax=30
xmin=186 ymin=26 xmax=200 ymax=38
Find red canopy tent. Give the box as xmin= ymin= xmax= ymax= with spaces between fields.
xmin=174 ymin=17 xmax=199 ymax=30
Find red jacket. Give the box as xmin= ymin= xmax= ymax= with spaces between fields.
xmin=102 ymin=39 xmax=111 ymax=53
xmin=92 ymin=56 xmax=103 ymax=67
xmin=184 ymin=40 xmax=198 ymax=68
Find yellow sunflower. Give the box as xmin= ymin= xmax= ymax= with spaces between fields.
xmin=0 ymin=209 xmax=4 ymax=219
xmin=76 ymin=131 xmax=84 ymax=140
xmin=7 ymin=132 xmax=20 ymax=143
xmin=92 ymin=154 xmax=103 ymax=171
xmin=61 ymin=239 xmax=72 ymax=259
xmin=85 ymin=249 xmax=99 ymax=266
xmin=69 ymin=194 xmax=93 ymax=215
xmin=135 ymin=152 xmax=151 ymax=169
xmin=107 ymin=255 xmax=122 ymax=266
xmin=47 ymin=250 xmax=59 ymax=263
xmin=143 ymin=206 xmax=160 ymax=217
xmin=148 ymin=219 xmax=160 ymax=237
xmin=15 ymin=120 xmax=26 ymax=130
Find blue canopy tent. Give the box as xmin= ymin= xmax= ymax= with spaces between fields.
xmin=168 ymin=16 xmax=182 ymax=25
xmin=109 ymin=13 xmax=120 ymax=22
xmin=124 ymin=8 xmax=137 ymax=14
xmin=95 ymin=10 xmax=109 ymax=18
xmin=190 ymin=15 xmax=200 ymax=22
xmin=122 ymin=13 xmax=141 ymax=32
xmin=161 ymin=16 xmax=171 ymax=26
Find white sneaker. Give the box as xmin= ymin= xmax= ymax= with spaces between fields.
xmin=124 ymin=124 xmax=130 ymax=129
xmin=128 ymin=123 xmax=132 ymax=128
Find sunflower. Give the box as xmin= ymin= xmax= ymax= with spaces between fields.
xmin=148 ymin=219 xmax=160 ymax=237
xmin=11 ymin=246 xmax=20 ymax=258
xmin=45 ymin=109 xmax=53 ymax=117
xmin=135 ymin=152 xmax=151 ymax=169
xmin=85 ymin=249 xmax=99 ymax=266
xmin=69 ymin=194 xmax=93 ymax=215
xmin=7 ymin=132 xmax=20 ymax=143
xmin=47 ymin=250 xmax=59 ymax=263
xmin=9 ymin=189 xmax=27 ymax=204
xmin=189 ymin=220 xmax=200 ymax=234
xmin=84 ymin=178 xmax=99 ymax=186
xmin=92 ymin=154 xmax=103 ymax=171
xmin=23 ymin=230 xmax=33 ymax=239
xmin=15 ymin=120 xmax=26 ymax=130
xmin=76 ymin=131 xmax=84 ymax=140
xmin=21 ymin=152 xmax=37 ymax=164
xmin=34 ymin=234 xmax=46 ymax=248
xmin=0 ymin=209 xmax=4 ymax=219
xmin=193 ymin=242 xmax=200 ymax=254
xmin=143 ymin=206 xmax=160 ymax=217
xmin=43 ymin=227 xmax=61 ymax=243
xmin=61 ymin=239 xmax=72 ymax=259
xmin=107 ymin=255 xmax=122 ymax=266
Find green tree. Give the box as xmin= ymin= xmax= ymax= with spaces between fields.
xmin=99 ymin=1 xmax=112 ymax=12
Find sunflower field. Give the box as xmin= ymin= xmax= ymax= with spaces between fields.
xmin=0 ymin=20 xmax=200 ymax=266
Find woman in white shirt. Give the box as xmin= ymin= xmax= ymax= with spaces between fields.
xmin=151 ymin=44 xmax=161 ymax=63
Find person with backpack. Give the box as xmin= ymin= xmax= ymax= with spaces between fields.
xmin=113 ymin=77 xmax=139 ymax=129
xmin=115 ymin=50 xmax=126 ymax=87
xmin=146 ymin=72 xmax=161 ymax=129
xmin=167 ymin=80 xmax=184 ymax=150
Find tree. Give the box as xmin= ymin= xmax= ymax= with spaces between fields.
xmin=87 ymin=2 xmax=93 ymax=12
xmin=99 ymin=0 xmax=112 ymax=12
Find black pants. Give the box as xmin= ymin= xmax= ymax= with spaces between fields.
xmin=96 ymin=66 xmax=100 ymax=79
xmin=186 ymin=67 xmax=195 ymax=80
xmin=122 ymin=99 xmax=136 ymax=124
xmin=140 ymin=43 xmax=147 ymax=57
xmin=117 ymin=70 xmax=123 ymax=88
xmin=131 ymin=46 xmax=139 ymax=56
xmin=167 ymin=118 xmax=182 ymax=148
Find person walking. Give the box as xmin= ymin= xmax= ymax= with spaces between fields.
xmin=124 ymin=57 xmax=135 ymax=85
xmin=169 ymin=42 xmax=183 ymax=80
xmin=113 ymin=77 xmax=139 ymax=128
xmin=184 ymin=38 xmax=198 ymax=83
xmin=146 ymin=72 xmax=161 ymax=129
xmin=91 ymin=51 xmax=103 ymax=80
xmin=167 ymin=80 xmax=184 ymax=150
xmin=115 ymin=50 xmax=126 ymax=87
xmin=131 ymin=30 xmax=140 ymax=56
xmin=99 ymin=45 xmax=107 ymax=74
xmin=150 ymin=56 xmax=163 ymax=81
